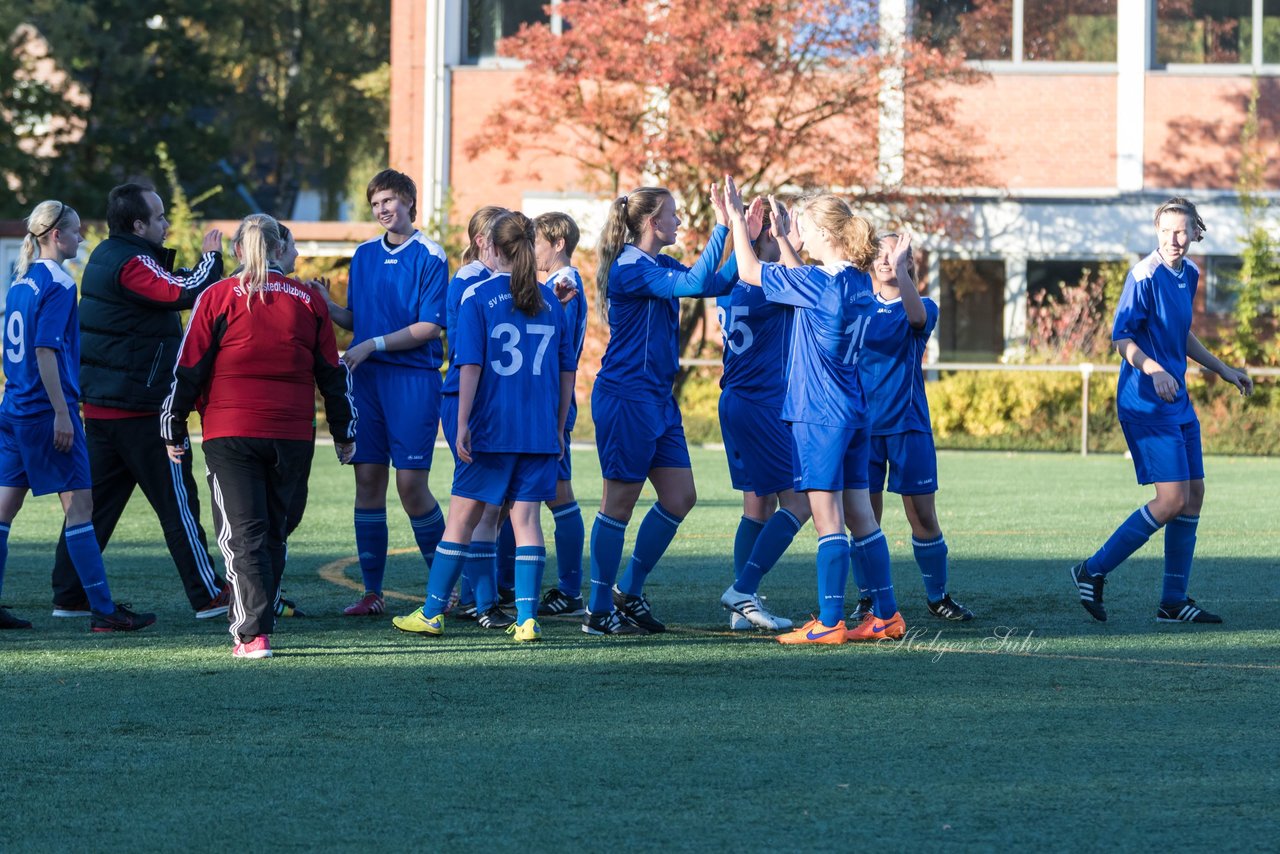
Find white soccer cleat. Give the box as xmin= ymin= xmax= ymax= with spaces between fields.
xmin=720 ymin=585 xmax=793 ymax=630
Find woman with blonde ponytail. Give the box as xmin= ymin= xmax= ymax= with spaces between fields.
xmin=584 ymin=183 xmax=738 ymax=636
xmin=0 ymin=201 xmax=156 ymax=631
xmin=722 ymin=180 xmax=911 ymax=645
xmin=162 ymin=214 xmax=357 ymax=659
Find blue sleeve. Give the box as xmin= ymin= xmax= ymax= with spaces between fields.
xmin=418 ymin=253 xmax=448 ymax=326
xmin=33 ymin=279 xmax=74 ymax=349
xmin=667 ymin=225 xmax=731 ymax=297
xmin=556 ymin=302 xmax=575 ymax=372
xmin=760 ymin=263 xmax=827 ymax=309
xmin=453 ymin=293 xmax=485 ymax=367
xmin=1112 ymin=273 xmax=1147 ymax=341
xmin=918 ymin=299 xmax=939 ymax=339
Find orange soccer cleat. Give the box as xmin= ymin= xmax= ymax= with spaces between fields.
xmin=777 ymin=618 xmax=848 ymax=645
xmin=845 ymin=610 xmax=906 ymax=641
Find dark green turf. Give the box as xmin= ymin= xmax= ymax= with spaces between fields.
xmin=2 ymin=448 xmax=1277 ymax=851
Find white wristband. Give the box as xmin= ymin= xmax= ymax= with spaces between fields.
xmin=373 ymin=335 xmax=387 ymax=352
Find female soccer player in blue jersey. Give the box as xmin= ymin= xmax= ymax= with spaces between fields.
xmin=586 ymin=184 xmax=738 ymax=635
xmin=392 ymin=211 xmax=575 ymax=642
xmin=0 ymin=201 xmax=155 ymax=632
xmin=717 ymin=201 xmax=807 ymax=632
xmin=1071 ymin=198 xmax=1251 ymax=624
xmin=850 ymin=232 xmax=974 ymax=622
xmin=721 ymin=180 xmax=911 ymax=644
xmin=323 ymin=171 xmax=448 ymax=619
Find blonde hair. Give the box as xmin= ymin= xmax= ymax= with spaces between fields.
xmin=463 ymin=205 xmax=508 ymax=265
xmin=797 ymin=194 xmax=879 ymax=271
xmin=232 ymin=214 xmax=285 ymax=308
xmin=490 ymin=211 xmax=544 ymax=317
xmin=16 ymin=200 xmax=74 ymax=278
xmin=595 ymin=187 xmax=671 ymax=319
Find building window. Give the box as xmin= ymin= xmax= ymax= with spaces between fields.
xmin=465 ymin=0 xmax=552 ymax=64
xmin=1156 ymin=0 xmax=1252 ymax=64
xmin=1268 ymin=0 xmax=1280 ymax=62
xmin=939 ymin=259 xmax=1007 ymax=361
xmin=913 ymin=0 xmax=1117 ymax=63
xmin=1202 ymin=255 xmax=1241 ymax=314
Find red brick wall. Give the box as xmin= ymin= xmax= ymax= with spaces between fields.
xmin=388 ymin=0 xmax=426 ymax=194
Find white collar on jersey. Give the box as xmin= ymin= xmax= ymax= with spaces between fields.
xmin=546 ymin=264 xmax=578 ymax=282
xmin=874 ymin=292 xmax=903 ymax=306
xmin=381 ymin=229 xmax=422 ymax=255
xmin=617 ymin=244 xmax=655 ymax=266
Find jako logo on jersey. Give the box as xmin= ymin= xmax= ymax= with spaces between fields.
xmin=917 ymin=478 xmax=934 ymax=485
xmin=877 ymin=307 xmax=894 ymax=314
xmin=384 ymin=259 xmax=399 ymax=265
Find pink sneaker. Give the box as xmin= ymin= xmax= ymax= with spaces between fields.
xmin=233 ymin=635 xmax=272 ymax=659
xmin=343 ymin=591 xmax=385 ymax=616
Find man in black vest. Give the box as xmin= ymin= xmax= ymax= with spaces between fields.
xmin=49 ymin=182 xmax=230 ymax=619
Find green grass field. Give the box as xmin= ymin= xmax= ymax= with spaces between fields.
xmin=2 ymin=447 xmax=1278 ymax=851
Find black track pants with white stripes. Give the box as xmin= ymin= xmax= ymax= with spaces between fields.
xmin=204 ymin=436 xmax=312 ymax=642
xmin=51 ymin=416 xmax=225 ymax=610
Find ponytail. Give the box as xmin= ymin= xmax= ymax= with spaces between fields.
xmin=16 ymin=200 xmax=73 ymax=278
xmin=490 ymin=211 xmax=543 ymax=317
xmin=231 ymin=213 xmax=284 ymax=309
xmin=802 ymin=194 xmax=879 ymax=271
xmin=594 ymin=187 xmax=671 ymax=320
xmin=463 ymin=205 xmax=508 ymax=265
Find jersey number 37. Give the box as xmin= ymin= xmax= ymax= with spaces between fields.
xmin=490 ymin=322 xmax=555 ymax=376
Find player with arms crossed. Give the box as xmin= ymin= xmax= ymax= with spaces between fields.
xmin=324 ymin=170 xmax=448 ymax=618
xmin=392 ymin=211 xmax=574 ymax=642
xmin=0 ymin=201 xmax=155 ymax=631
xmin=1070 ymin=198 xmax=1251 ymax=624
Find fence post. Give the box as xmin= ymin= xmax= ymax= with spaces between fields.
xmin=1080 ymin=362 xmax=1094 ymax=456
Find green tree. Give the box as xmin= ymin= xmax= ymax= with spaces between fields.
xmin=1233 ymin=80 xmax=1280 ymax=366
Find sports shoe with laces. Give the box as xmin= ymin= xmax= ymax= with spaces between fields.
xmin=90 ymin=603 xmax=157 ymax=633
xmin=1156 ymin=598 xmax=1222 ymax=624
xmin=275 ymin=595 xmax=305 ymax=618
xmin=582 ymin=609 xmax=649 ymax=636
xmin=452 ymin=601 xmax=479 ymax=621
xmin=847 ymin=597 xmax=873 ymax=623
xmin=0 ymin=606 xmax=33 ymax=629
xmin=232 ymin=635 xmax=272 ymax=659
xmin=846 ymin=610 xmax=906 ymax=641
xmin=720 ymin=586 xmax=793 ymax=630
xmin=612 ymin=587 xmax=666 ymax=633
xmin=392 ymin=607 xmax=444 ymax=635
xmin=343 ymin=591 xmax=384 ymax=616
xmin=538 ymin=588 xmax=586 ymax=617
xmin=476 ymin=605 xmax=516 ymax=629
xmin=1071 ymin=563 xmax=1106 ymax=621
xmin=777 ymin=618 xmax=847 ymax=645
xmin=729 ymin=612 xmax=751 ymax=630
xmin=51 ymin=596 xmax=91 ymax=618
xmin=506 ymin=618 xmax=542 ymax=642
xmin=498 ymin=586 xmax=516 ymax=607
xmin=195 ymin=586 xmax=231 ymax=620
xmin=926 ymin=593 xmax=975 ymax=621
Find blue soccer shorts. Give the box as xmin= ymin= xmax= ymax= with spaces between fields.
xmin=440 ymin=392 xmax=459 ymax=462
xmin=1121 ymin=419 xmax=1204 ymax=485
xmin=591 ymin=387 xmax=690 ymax=483
xmin=790 ymin=421 xmax=870 ymax=492
xmin=452 ymin=451 xmax=558 ymax=504
xmin=719 ymin=388 xmax=794 ymax=497
xmin=351 ymin=362 xmax=441 ymax=469
xmin=868 ymin=430 xmax=939 ymax=496
xmin=0 ymin=412 xmax=92 ymax=496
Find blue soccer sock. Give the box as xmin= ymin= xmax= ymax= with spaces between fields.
xmin=497 ymin=519 xmax=516 ymax=591
xmin=588 ymin=513 xmax=628 ymax=614
xmin=737 ymin=509 xmax=802 ymax=595
xmin=1162 ymin=514 xmax=1199 ymax=604
xmin=423 ymin=541 xmax=469 ymax=618
xmin=514 ymin=545 xmax=547 ymax=623
xmin=816 ymin=533 xmax=850 ymax=626
xmin=1088 ymin=505 xmax=1163 ymax=576
xmin=854 ymin=529 xmax=897 ymax=619
xmin=0 ymin=522 xmax=9 ymax=599
xmin=850 ymin=547 xmax=870 ymax=600
xmin=409 ymin=505 xmax=445 ymax=568
xmin=617 ymin=503 xmax=683 ymax=597
xmin=457 ymin=573 xmax=475 ymax=606
xmin=912 ymin=535 xmax=949 ymax=603
xmin=550 ymin=501 xmax=584 ymax=597
xmin=65 ymin=522 xmax=114 ymax=614
xmin=732 ymin=515 xmax=766 ymax=584
xmin=466 ymin=540 xmax=498 ymax=611
xmin=354 ymin=508 xmax=389 ymax=594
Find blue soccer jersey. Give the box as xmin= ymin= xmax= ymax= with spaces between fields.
xmin=718 ymin=282 xmax=792 ymax=406
xmin=1 ymin=260 xmax=80 ymax=419
xmin=443 ymin=259 xmax=495 ymax=394
xmin=546 ymin=265 xmax=588 ymax=431
xmin=860 ymin=294 xmax=938 ymax=435
xmin=760 ymin=261 xmax=874 ymax=428
xmin=1112 ymin=251 xmax=1198 ymax=426
xmin=347 ymin=231 xmax=449 ymax=370
xmin=454 ymin=275 xmax=574 ymax=454
xmin=594 ymin=225 xmax=734 ymax=404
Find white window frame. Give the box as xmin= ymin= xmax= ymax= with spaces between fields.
xmin=463 ymin=0 xmax=563 ymax=67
